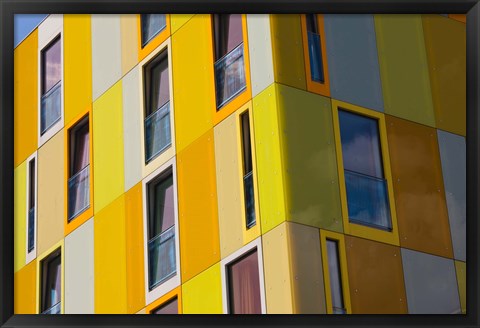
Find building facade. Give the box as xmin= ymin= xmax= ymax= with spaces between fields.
xmin=13 ymin=13 xmax=466 ymax=314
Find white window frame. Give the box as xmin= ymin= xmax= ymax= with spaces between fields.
xmin=220 ymin=237 xmax=267 ymax=314
xmin=142 ymin=157 xmax=181 ymax=305
xmin=37 ymin=14 xmax=64 ymax=147
xmin=25 ymin=151 xmax=38 ymax=264
xmin=138 ymin=38 xmax=176 ymax=179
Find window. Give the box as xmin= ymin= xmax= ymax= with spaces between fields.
xmin=326 ymin=240 xmax=346 ymax=314
xmin=305 ymin=14 xmax=325 ymax=83
xmin=213 ymin=14 xmax=246 ymax=109
xmin=338 ymin=109 xmax=392 ymax=230
xmin=240 ymin=111 xmax=256 ymax=229
xmin=40 ymin=249 xmax=61 ymax=314
xmin=143 ymin=51 xmax=171 ymax=163
xmin=146 ymin=168 xmax=176 ymax=291
xmin=152 ymin=297 xmax=178 ymax=314
xmin=141 ymin=14 xmax=167 ymax=47
xmin=226 ymin=249 xmax=262 ymax=314
xmin=27 ymin=157 xmax=36 ymax=254
xmin=40 ymin=35 xmax=62 ymax=136
xmin=68 ymin=116 xmax=90 ymax=221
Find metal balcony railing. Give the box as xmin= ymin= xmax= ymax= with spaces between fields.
xmin=28 ymin=207 xmax=35 ymax=252
xmin=214 ymin=43 xmax=246 ymax=109
xmin=148 ymin=225 xmax=176 ymax=290
xmin=145 ymin=101 xmax=171 ymax=163
xmin=40 ymin=82 xmax=61 ymax=135
xmin=307 ymin=31 xmax=325 ymax=83
xmin=344 ymin=169 xmax=392 ymax=230
xmin=42 ymin=302 xmax=61 ymax=314
xmin=243 ymin=171 xmax=256 ymax=229
xmin=68 ymin=165 xmax=90 ymax=221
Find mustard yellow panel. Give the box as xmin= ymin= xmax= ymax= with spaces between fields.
xmin=277 ymin=84 xmax=343 ymax=233
xmin=125 ymin=183 xmax=145 ymax=313
xmin=422 ymin=15 xmax=466 ymax=136
xmin=177 ymin=129 xmax=220 ymax=283
xmin=171 ymin=14 xmax=215 ymax=153
xmin=93 ymin=81 xmax=125 ymax=214
xmin=14 ymin=30 xmax=37 ymax=168
xmin=374 ymin=15 xmax=435 ymax=127
xmin=181 ymin=263 xmax=222 ymax=314
xmin=120 ymin=14 xmax=139 ymax=75
xmin=455 ymin=260 xmax=466 ymax=314
xmin=262 ymin=222 xmax=293 ymax=313
xmin=270 ymin=15 xmax=306 ymax=90
xmin=94 ymin=195 xmax=128 ymax=313
xmin=64 ymin=14 xmax=93 ymax=126
xmin=170 ymin=14 xmax=195 ymax=34
xmin=14 ymin=259 xmax=37 ymax=314
xmin=14 ymin=161 xmax=27 ymax=273
xmin=252 ymin=84 xmax=287 ymax=234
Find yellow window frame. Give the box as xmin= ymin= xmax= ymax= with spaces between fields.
xmin=331 ymin=99 xmax=400 ymax=246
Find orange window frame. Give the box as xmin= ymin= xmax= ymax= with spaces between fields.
xmin=137 ymin=14 xmax=171 ymax=62
xmin=145 ymin=286 xmax=182 ymax=314
xmin=300 ymin=14 xmax=330 ymax=97
xmin=211 ymin=14 xmax=252 ymax=126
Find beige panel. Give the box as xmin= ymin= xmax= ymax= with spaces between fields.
xmin=37 ymin=130 xmax=65 ymax=255
xmin=262 ymin=222 xmax=293 ymax=313
xmin=288 ymin=222 xmax=326 ymax=314
xmin=214 ymin=114 xmax=244 ymax=259
xmin=120 ymin=15 xmax=138 ymax=76
xmin=65 ymin=217 xmax=94 ymax=313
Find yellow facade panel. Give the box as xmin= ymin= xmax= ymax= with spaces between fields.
xmin=171 ymin=14 xmax=215 ymax=153
xmin=120 ymin=15 xmax=139 ymax=75
xmin=93 ymin=81 xmax=125 ymax=214
xmin=170 ymin=14 xmax=195 ymax=34
xmin=125 ymin=183 xmax=146 ymax=313
xmin=14 ymin=260 xmax=37 ymax=314
xmin=64 ymin=14 xmax=93 ymax=126
xmin=181 ymin=263 xmax=222 ymax=314
xmin=14 ymin=161 xmax=27 ymax=273
xmin=14 ymin=30 xmax=38 ymax=168
xmin=94 ymin=196 xmax=128 ymax=313
xmin=177 ymin=129 xmax=220 ymax=283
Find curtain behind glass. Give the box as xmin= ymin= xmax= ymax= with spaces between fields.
xmin=42 ymin=37 xmax=61 ymax=94
xmin=150 ymin=58 xmax=169 ymax=115
xmin=214 ymin=14 xmax=243 ymax=60
xmin=153 ymin=297 xmax=178 ymax=314
xmin=42 ymin=253 xmax=61 ymax=311
xmin=228 ymin=250 xmax=261 ymax=314
xmin=72 ymin=122 xmax=89 ymax=174
xmin=149 ymin=174 xmax=174 ymax=239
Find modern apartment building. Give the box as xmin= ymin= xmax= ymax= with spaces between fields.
xmin=13 ymin=13 xmax=466 ymax=314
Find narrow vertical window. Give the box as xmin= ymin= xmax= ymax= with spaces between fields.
xmin=338 ymin=110 xmax=392 ymax=230
xmin=227 ymin=249 xmax=261 ymax=314
xmin=40 ymin=249 xmax=61 ymax=314
xmin=147 ymin=170 xmax=176 ymax=290
xmin=240 ymin=112 xmax=255 ymax=229
xmin=213 ymin=14 xmax=246 ymax=109
xmin=305 ymin=14 xmax=325 ymax=83
xmin=27 ymin=158 xmax=35 ymax=253
xmin=68 ymin=116 xmax=90 ymax=221
xmin=152 ymin=297 xmax=178 ymax=314
xmin=40 ymin=36 xmax=62 ymax=135
xmin=141 ymin=14 xmax=166 ymax=47
xmin=144 ymin=51 xmax=171 ymax=163
xmin=326 ymin=240 xmax=346 ymax=314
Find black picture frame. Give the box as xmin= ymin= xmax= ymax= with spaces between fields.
xmin=1 ymin=1 xmax=478 ymax=327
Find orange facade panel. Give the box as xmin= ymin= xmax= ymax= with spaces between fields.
xmin=386 ymin=115 xmax=453 ymax=259
xmin=14 ymin=260 xmax=37 ymax=314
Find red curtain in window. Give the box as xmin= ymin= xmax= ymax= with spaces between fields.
xmin=228 ymin=250 xmax=261 ymax=314
xmin=214 ymin=14 xmax=243 ymax=60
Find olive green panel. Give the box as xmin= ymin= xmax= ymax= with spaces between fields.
xmin=270 ymin=15 xmax=306 ymax=90
xmin=14 ymin=161 xmax=26 ymax=273
xmin=422 ymin=15 xmax=466 ymax=136
xmin=455 ymin=260 xmax=466 ymax=314
xmin=375 ymin=15 xmax=435 ymax=127
xmin=287 ymin=222 xmax=326 ymax=314
xmin=277 ymin=84 xmax=343 ymax=232
xmin=252 ymin=84 xmax=287 ymax=234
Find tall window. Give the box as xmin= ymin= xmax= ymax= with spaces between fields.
xmin=326 ymin=240 xmax=346 ymax=314
xmin=227 ymin=249 xmax=261 ymax=314
xmin=240 ymin=112 xmax=255 ymax=229
xmin=152 ymin=297 xmax=178 ymax=314
xmin=27 ymin=158 xmax=36 ymax=253
xmin=213 ymin=14 xmax=246 ymax=109
xmin=147 ymin=169 xmax=176 ymax=290
xmin=40 ymin=36 xmax=62 ymax=135
xmin=305 ymin=14 xmax=325 ymax=83
xmin=144 ymin=51 xmax=171 ymax=163
xmin=338 ymin=109 xmax=392 ymax=230
xmin=68 ymin=116 xmax=90 ymax=221
xmin=40 ymin=249 xmax=61 ymax=314
xmin=141 ymin=14 xmax=166 ymax=47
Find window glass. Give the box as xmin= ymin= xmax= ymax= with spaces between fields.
xmin=148 ymin=174 xmax=174 ymax=238
xmin=305 ymin=14 xmax=324 ymax=83
xmin=227 ymin=249 xmax=261 ymax=314
xmin=147 ymin=56 xmax=169 ymax=116
xmin=42 ymin=37 xmax=61 ymax=94
xmin=41 ymin=251 xmax=61 ymax=314
xmin=27 ymin=159 xmax=35 ymax=253
xmin=141 ymin=14 xmax=166 ymax=46
xmin=152 ymin=297 xmax=178 ymax=314
xmin=240 ymin=112 xmax=255 ymax=229
xmin=214 ymin=14 xmax=243 ymax=60
xmin=326 ymin=240 xmax=346 ymax=314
